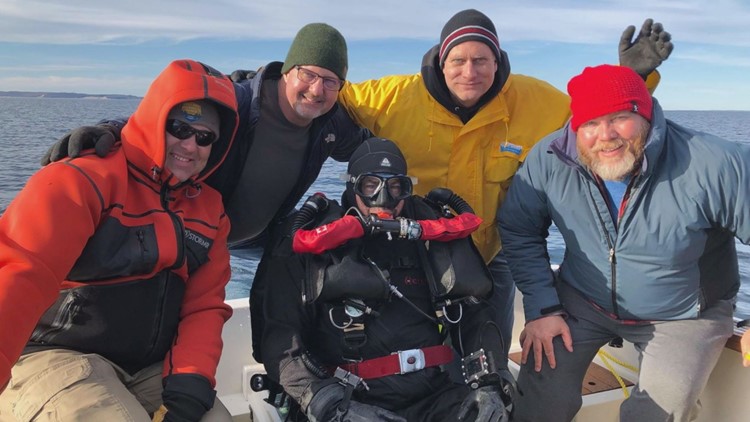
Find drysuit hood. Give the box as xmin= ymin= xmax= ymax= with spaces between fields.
xmin=121 ymin=59 xmax=239 ymax=188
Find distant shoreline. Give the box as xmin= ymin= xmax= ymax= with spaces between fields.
xmin=1 ymin=92 xmax=747 ymax=112
xmin=0 ymin=91 xmax=140 ymax=100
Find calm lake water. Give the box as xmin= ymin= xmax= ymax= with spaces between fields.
xmin=0 ymin=97 xmax=748 ymax=320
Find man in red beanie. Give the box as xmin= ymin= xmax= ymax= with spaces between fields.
xmin=498 ymin=64 xmax=750 ymax=421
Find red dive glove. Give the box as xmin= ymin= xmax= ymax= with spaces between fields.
xmin=419 ymin=213 xmax=482 ymax=242
xmin=293 ymin=215 xmax=365 ymax=254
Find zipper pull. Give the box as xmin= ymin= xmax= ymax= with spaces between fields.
xmin=609 ymin=248 xmax=615 ymax=263
xmin=159 ymin=183 xmax=173 ymax=208
xmin=151 ymin=165 xmax=162 ymax=181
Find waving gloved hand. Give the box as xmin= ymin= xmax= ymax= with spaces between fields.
xmin=152 ymin=374 xmax=216 ymax=422
xmin=306 ymin=383 xmax=406 ymax=422
xmin=457 ymin=386 xmax=509 ymax=422
xmin=618 ymin=18 xmax=673 ymax=79
xmin=41 ymin=123 xmax=120 ymax=165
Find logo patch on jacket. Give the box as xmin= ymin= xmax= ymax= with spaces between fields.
xmin=500 ymin=142 xmax=523 ymax=155
xmin=324 ymin=133 xmax=336 ymax=143
xmin=185 ymin=229 xmax=211 ymax=249
xmin=184 ymin=229 xmax=213 ymax=274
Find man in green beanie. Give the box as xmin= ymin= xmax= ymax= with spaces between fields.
xmin=220 ymin=22 xmax=357 ymax=243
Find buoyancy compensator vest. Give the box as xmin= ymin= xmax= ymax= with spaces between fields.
xmin=292 ymin=188 xmax=493 ymax=306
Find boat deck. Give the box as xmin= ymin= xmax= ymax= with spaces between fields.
xmin=219 ymin=298 xmax=750 ymax=421
xmin=508 ymin=352 xmax=633 ymax=396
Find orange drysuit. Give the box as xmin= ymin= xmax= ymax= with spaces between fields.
xmin=0 ymin=59 xmax=238 ymax=392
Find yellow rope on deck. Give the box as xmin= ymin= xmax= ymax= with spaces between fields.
xmin=596 ymin=349 xmax=639 ymax=398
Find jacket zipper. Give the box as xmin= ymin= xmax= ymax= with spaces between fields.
xmin=585 ymin=178 xmax=619 ymax=317
xmin=136 ymin=229 xmax=149 ymax=259
xmin=591 ymin=173 xmax=642 ymax=318
xmin=33 ymin=290 xmax=81 ymax=340
xmin=160 ymin=183 xmax=185 ymax=270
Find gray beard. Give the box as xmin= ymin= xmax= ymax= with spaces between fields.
xmin=585 ymin=152 xmax=639 ymax=181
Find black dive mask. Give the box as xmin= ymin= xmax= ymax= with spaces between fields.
xmin=349 ymin=173 xmax=414 ymax=209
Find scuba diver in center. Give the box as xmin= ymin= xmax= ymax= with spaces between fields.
xmin=255 ymin=137 xmax=514 ymax=421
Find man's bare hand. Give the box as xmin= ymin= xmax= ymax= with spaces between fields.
xmin=520 ymin=315 xmax=573 ymax=372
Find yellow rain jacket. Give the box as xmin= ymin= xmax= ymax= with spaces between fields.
xmin=340 ymin=71 xmax=569 ymax=262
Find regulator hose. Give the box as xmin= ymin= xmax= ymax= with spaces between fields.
xmin=290 ymin=192 xmax=329 ymax=238
xmin=426 ymin=188 xmax=475 ymax=215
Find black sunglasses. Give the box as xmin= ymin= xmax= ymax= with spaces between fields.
xmin=166 ymin=119 xmax=218 ymax=147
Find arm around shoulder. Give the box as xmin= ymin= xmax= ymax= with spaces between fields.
xmin=41 ymin=119 xmax=126 ymax=165
xmin=328 ymin=105 xmax=372 ymax=162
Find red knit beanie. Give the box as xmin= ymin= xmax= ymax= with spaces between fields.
xmin=567 ymin=64 xmax=653 ymax=132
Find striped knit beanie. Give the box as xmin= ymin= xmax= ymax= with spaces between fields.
xmin=281 ymin=23 xmax=348 ymax=81
xmin=567 ymin=64 xmax=653 ymax=132
xmin=439 ymin=9 xmax=501 ymax=68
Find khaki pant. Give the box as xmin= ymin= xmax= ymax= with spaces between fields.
xmin=513 ymin=283 xmax=735 ymax=422
xmin=0 ymin=349 xmax=231 ymax=422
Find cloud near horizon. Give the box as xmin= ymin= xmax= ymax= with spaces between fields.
xmin=1 ymin=0 xmax=749 ymax=109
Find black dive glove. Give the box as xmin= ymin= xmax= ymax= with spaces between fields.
xmin=618 ymin=18 xmax=673 ymax=79
xmin=306 ymin=383 xmax=406 ymax=422
xmin=457 ymin=386 xmax=509 ymax=422
xmin=41 ymin=123 xmax=121 ymax=166
xmin=229 ymin=69 xmax=257 ymax=83
xmin=157 ymin=374 xmax=216 ymax=422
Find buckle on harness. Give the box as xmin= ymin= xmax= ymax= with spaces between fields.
xmin=333 ymin=367 xmax=367 ymax=390
xmin=395 ymin=348 xmax=426 ymax=374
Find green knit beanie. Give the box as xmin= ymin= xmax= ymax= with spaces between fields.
xmin=280 ymin=23 xmax=348 ymax=80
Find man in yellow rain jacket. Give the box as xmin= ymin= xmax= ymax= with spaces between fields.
xmin=337 ymin=9 xmax=672 ymax=355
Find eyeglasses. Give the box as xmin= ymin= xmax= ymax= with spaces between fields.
xmin=166 ymin=119 xmax=218 ymax=147
xmin=351 ymin=174 xmax=414 ymax=202
xmin=294 ymin=65 xmax=344 ymax=91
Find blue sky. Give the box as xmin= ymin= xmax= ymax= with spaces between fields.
xmin=1 ymin=0 xmax=749 ymax=110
